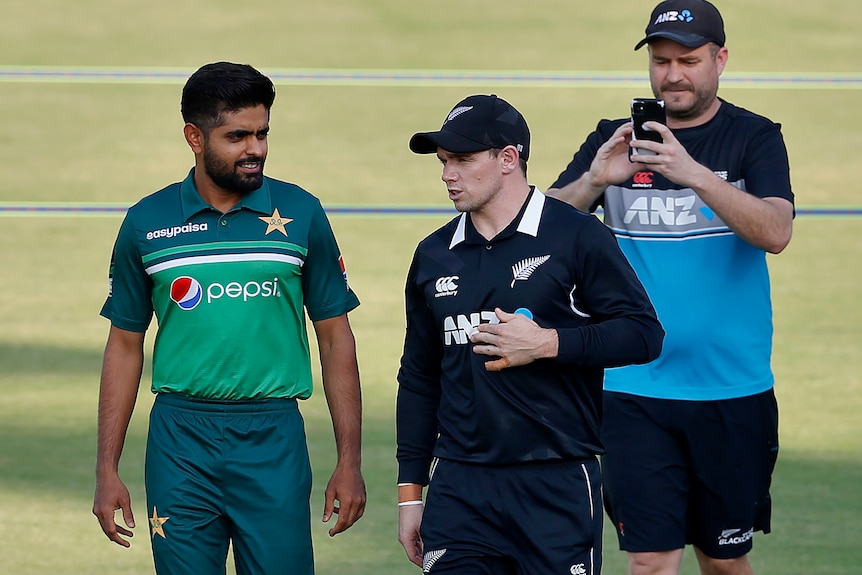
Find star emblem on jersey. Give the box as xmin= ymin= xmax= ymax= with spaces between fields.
xmin=259 ymin=208 xmax=293 ymax=236
xmin=149 ymin=507 xmax=169 ymax=539
xmin=510 ymin=255 xmax=550 ymax=288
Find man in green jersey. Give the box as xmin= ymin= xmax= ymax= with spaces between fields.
xmin=92 ymin=62 xmax=365 ymax=575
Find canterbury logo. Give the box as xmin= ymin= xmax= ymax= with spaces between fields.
xmin=423 ymin=549 xmax=447 ymax=572
xmin=445 ymin=106 xmax=473 ymax=123
xmin=511 ymin=255 xmax=550 ymax=288
xmin=434 ymin=275 xmax=459 ymax=298
xmin=633 ymin=171 xmax=654 ymax=186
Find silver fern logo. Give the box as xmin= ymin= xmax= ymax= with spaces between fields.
xmin=423 ymin=548 xmax=447 ymax=572
xmin=510 ymin=255 xmax=550 ymax=288
xmin=445 ymin=106 xmax=473 ymax=123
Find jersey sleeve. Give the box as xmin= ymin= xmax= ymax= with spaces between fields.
xmin=741 ymin=121 xmax=794 ymax=205
xmin=301 ymin=200 xmax=360 ymax=321
xmin=555 ymin=216 xmax=665 ymax=367
xmin=99 ymin=213 xmax=153 ymax=332
xmin=395 ymin=248 xmax=444 ymax=485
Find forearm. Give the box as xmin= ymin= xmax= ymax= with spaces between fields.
xmin=556 ymin=314 xmax=664 ymax=367
xmin=547 ymin=174 xmax=604 ymax=213
xmin=96 ymin=327 xmax=145 ymax=475
xmin=314 ymin=316 xmax=366 ymax=535
xmin=317 ymin=316 xmax=363 ymax=467
xmin=398 ymin=482 xmax=424 ymax=503
xmin=395 ymin=383 xmax=439 ymax=484
xmin=690 ymin=170 xmax=793 ymax=253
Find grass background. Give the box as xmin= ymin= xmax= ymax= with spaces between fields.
xmin=1 ymin=1 xmax=860 ymax=573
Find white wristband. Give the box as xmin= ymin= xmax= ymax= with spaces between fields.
xmin=398 ymin=500 xmax=424 ymax=507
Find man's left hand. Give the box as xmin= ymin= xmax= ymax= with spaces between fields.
xmin=470 ymin=308 xmax=558 ymax=371
xmin=322 ymin=463 xmax=366 ymax=536
xmin=629 ymin=122 xmax=714 ymax=190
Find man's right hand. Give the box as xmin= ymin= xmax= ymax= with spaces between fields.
xmin=586 ymin=122 xmax=645 ymax=190
xmin=93 ymin=472 xmax=135 ymax=547
xmin=547 ymin=123 xmax=645 ymax=211
xmin=398 ymin=503 xmax=425 ymax=567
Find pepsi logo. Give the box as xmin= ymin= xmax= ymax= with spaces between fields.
xmin=170 ymin=276 xmax=203 ymax=310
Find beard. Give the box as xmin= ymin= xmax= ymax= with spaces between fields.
xmin=202 ymin=145 xmax=265 ymax=194
xmin=652 ymin=77 xmax=719 ymax=123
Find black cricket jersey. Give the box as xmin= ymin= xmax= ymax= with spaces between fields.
xmin=396 ymin=188 xmax=664 ymax=484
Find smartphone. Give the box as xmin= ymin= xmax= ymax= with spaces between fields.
xmin=630 ymin=98 xmax=666 ymax=158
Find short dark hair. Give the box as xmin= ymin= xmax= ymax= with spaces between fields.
xmin=181 ymin=62 xmax=276 ymax=134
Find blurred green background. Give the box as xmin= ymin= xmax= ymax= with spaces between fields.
xmin=1 ymin=1 xmax=860 ymax=573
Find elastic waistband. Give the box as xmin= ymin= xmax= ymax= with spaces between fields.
xmin=439 ymin=455 xmax=598 ymax=471
xmin=154 ymin=393 xmax=298 ymax=414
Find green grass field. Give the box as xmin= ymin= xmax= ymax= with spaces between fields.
xmin=1 ymin=1 xmax=861 ymax=573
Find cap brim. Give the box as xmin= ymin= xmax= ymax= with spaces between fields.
xmin=409 ymin=131 xmax=490 ymax=155
xmin=634 ymin=31 xmax=712 ymax=50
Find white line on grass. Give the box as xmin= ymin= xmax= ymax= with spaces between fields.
xmin=1 ymin=67 xmax=861 ymax=90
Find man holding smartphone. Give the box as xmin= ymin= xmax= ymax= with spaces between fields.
xmin=548 ymin=1 xmax=794 ymax=575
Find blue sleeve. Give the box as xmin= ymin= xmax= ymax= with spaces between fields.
xmin=99 ymin=214 xmax=153 ymax=332
xmin=301 ymin=200 xmax=360 ymax=321
xmin=395 ymin=249 xmax=443 ymax=485
xmin=555 ymin=216 xmax=664 ymax=366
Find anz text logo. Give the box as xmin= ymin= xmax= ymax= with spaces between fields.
xmin=624 ymin=195 xmax=697 ymax=226
xmin=654 ymin=9 xmax=693 ymax=24
xmin=443 ymin=312 xmax=499 ymax=345
xmin=435 ymin=276 xmax=459 ymax=298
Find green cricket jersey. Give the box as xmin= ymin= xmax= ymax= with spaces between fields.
xmin=101 ymin=169 xmax=360 ymax=400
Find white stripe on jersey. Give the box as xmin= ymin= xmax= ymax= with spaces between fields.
xmin=145 ymin=253 xmax=304 ymax=275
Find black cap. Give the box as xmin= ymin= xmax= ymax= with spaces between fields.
xmin=409 ymin=94 xmax=530 ymax=161
xmin=634 ymin=0 xmax=725 ymax=50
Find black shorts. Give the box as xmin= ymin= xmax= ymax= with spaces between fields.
xmin=420 ymin=457 xmax=602 ymax=575
xmin=601 ymin=389 xmax=779 ymax=559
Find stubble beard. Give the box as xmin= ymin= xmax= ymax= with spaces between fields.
xmin=654 ymin=78 xmax=719 ymax=123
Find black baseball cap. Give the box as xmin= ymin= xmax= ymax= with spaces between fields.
xmin=634 ymin=0 xmax=725 ymax=50
xmin=409 ymin=94 xmax=530 ymax=161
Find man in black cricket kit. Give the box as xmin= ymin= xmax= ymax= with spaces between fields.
xmin=395 ymin=94 xmax=665 ymax=574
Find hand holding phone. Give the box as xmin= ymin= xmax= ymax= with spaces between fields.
xmin=630 ymin=98 xmax=666 ymax=158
